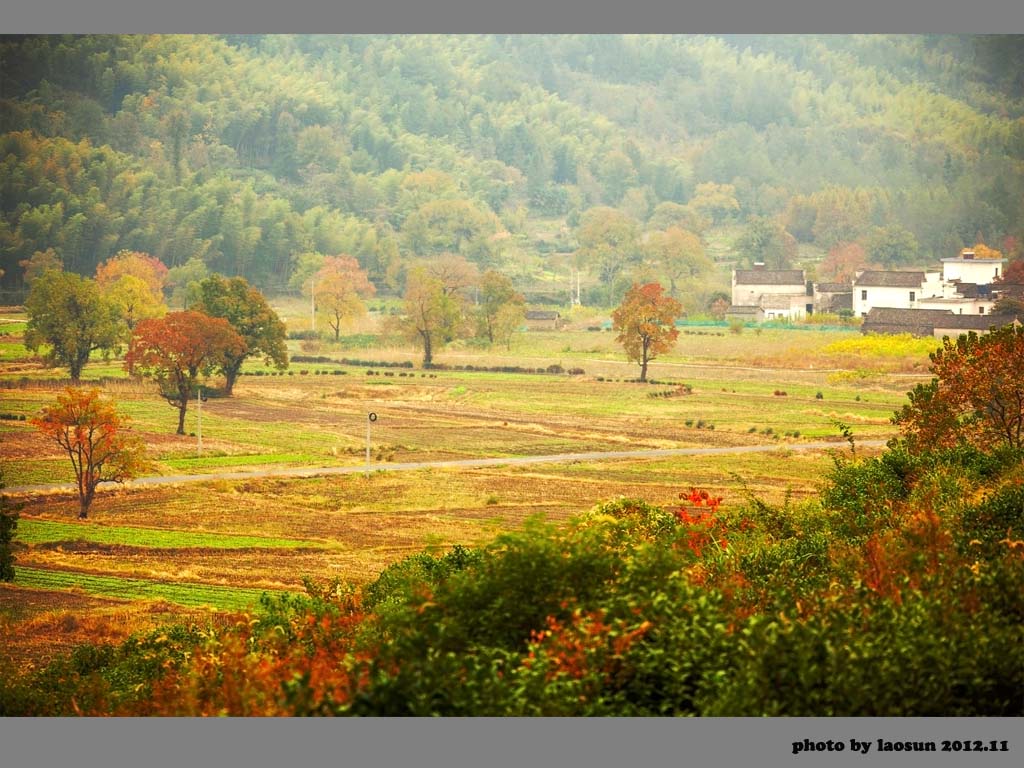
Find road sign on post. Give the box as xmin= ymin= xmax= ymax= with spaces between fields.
xmin=366 ymin=412 xmax=377 ymax=475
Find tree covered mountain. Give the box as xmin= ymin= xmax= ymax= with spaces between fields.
xmin=2 ymin=34 xmax=1022 ymax=300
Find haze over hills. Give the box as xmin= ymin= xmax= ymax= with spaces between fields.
xmin=2 ymin=34 xmax=1022 ymax=308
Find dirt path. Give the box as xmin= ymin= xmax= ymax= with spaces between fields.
xmin=4 ymin=439 xmax=884 ymax=495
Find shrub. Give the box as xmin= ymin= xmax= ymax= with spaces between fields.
xmin=701 ymin=593 xmax=1023 ymax=716
xmin=958 ymin=481 xmax=1024 ymax=558
xmin=0 ymin=471 xmax=18 ymax=582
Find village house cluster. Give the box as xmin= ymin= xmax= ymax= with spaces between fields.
xmin=728 ymin=248 xmax=1022 ymax=337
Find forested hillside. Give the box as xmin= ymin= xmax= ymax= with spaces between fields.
xmin=2 ymin=34 xmax=1022 ymax=304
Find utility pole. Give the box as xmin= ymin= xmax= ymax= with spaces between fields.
xmin=365 ymin=412 xmax=377 ymax=476
xmin=310 ymin=277 xmax=316 ymax=333
xmin=196 ymin=386 xmax=204 ymax=457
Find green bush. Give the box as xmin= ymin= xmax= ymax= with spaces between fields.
xmin=958 ymin=482 xmax=1024 ymax=559
xmin=0 ymin=469 xmax=19 ymax=582
xmin=701 ymin=591 xmax=1023 ymax=716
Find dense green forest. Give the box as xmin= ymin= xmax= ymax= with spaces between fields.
xmin=2 ymin=34 xmax=1023 ymax=304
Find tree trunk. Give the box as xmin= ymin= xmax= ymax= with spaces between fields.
xmin=223 ymin=360 xmax=242 ymax=396
xmin=421 ymin=330 xmax=433 ymax=367
xmin=640 ymin=358 xmax=648 ymax=382
xmin=177 ymin=402 xmax=188 ymax=435
xmin=79 ymin=487 xmax=93 ymax=519
xmin=70 ymin=355 xmax=85 ymax=382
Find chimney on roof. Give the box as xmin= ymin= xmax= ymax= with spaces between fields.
xmin=753 ymin=262 xmax=765 ymax=270
xmin=961 ymin=248 xmax=975 ymax=260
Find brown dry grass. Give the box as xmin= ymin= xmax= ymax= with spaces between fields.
xmin=0 ymin=585 xmax=228 ymax=670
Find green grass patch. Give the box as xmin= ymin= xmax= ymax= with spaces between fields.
xmin=14 ymin=567 xmax=289 ymax=612
xmin=160 ymin=452 xmax=325 ymax=472
xmin=17 ymin=519 xmax=315 ymax=549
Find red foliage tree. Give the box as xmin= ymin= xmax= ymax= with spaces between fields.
xmin=611 ymin=282 xmax=682 ymax=382
xmin=128 ymin=311 xmax=245 ymax=435
xmin=894 ymin=324 xmax=1024 ymax=452
xmin=32 ymin=388 xmax=148 ymax=518
xmin=819 ymin=242 xmax=874 ymax=284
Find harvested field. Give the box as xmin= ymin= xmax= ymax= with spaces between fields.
xmin=1 ymin=310 xmax=923 ymax=666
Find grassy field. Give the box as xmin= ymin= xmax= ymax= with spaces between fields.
xmin=1 ymin=305 xmax=934 ymax=663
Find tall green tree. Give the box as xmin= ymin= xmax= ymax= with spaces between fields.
xmin=192 ymin=275 xmax=289 ymax=395
xmin=575 ymin=207 xmax=641 ymax=290
xmin=736 ymin=217 xmax=797 ymax=269
xmin=864 ymin=226 xmax=920 ymax=268
xmin=24 ymin=271 xmax=121 ymax=381
xmin=642 ymin=227 xmax=712 ymax=298
xmin=476 ymin=270 xmax=525 ymax=346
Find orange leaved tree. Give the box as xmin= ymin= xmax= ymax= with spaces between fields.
xmin=894 ymin=323 xmax=1024 ymax=453
xmin=612 ymin=282 xmax=683 ymax=382
xmin=128 ymin=311 xmax=245 ymax=435
xmin=32 ymin=388 xmax=147 ymax=519
xmin=95 ymin=250 xmax=169 ymax=297
xmin=313 ymin=255 xmax=376 ymax=341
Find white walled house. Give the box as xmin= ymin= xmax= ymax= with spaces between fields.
xmin=852 ymin=271 xmax=926 ymax=317
xmin=941 ymin=248 xmax=1006 ymax=285
xmin=917 ymin=281 xmax=998 ymax=316
xmin=731 ymin=267 xmax=811 ymax=320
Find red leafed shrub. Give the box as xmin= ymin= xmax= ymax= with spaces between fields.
xmin=676 ymin=488 xmax=728 ymax=557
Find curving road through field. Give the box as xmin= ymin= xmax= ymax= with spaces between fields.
xmin=5 ymin=439 xmax=886 ymax=495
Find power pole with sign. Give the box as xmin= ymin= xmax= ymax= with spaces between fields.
xmin=365 ymin=412 xmax=377 ymax=475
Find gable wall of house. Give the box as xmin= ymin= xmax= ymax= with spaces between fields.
xmin=941 ymin=258 xmax=1006 ymax=285
xmin=917 ymin=296 xmax=997 ymax=316
xmin=853 ymin=283 xmax=924 ymax=317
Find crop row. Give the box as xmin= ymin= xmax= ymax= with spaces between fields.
xmin=15 ymin=567 xmax=286 ymax=612
xmin=17 ymin=519 xmax=315 ymax=550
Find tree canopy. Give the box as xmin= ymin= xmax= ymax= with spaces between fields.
xmin=398 ymin=265 xmax=464 ymax=367
xmin=312 ymin=256 xmax=376 ymax=342
xmin=192 ymin=274 xmax=289 ymax=394
xmin=24 ymin=271 xmax=121 ymax=381
xmin=895 ymin=324 xmax=1024 ymax=453
xmin=32 ymin=388 xmax=148 ymax=519
xmin=129 ymin=311 xmax=246 ymax=434
xmin=0 ymin=34 xmax=1022 ymax=297
xmin=611 ymin=282 xmax=683 ymax=382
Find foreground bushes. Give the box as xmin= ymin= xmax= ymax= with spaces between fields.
xmin=2 ymin=447 xmax=1022 ymax=716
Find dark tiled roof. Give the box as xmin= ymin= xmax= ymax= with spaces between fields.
xmin=861 ymin=307 xmax=954 ymax=337
xmin=854 ymin=271 xmax=924 ymax=288
xmin=818 ymin=293 xmax=852 ymax=311
xmin=525 ymin=310 xmax=560 ymax=320
xmin=815 ymin=283 xmax=851 ymax=293
xmin=734 ymin=269 xmax=805 ymax=286
xmin=726 ymin=305 xmax=763 ymax=315
xmin=933 ymin=313 xmax=1021 ymax=332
